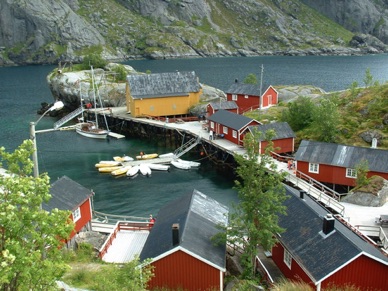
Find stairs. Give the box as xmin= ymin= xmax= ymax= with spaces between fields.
xmin=174 ymin=136 xmax=201 ymax=158
xmin=54 ymin=107 xmax=83 ymax=129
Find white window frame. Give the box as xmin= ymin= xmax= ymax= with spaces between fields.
xmin=309 ymin=163 xmax=319 ymax=174
xmin=346 ymin=168 xmax=357 ymax=178
xmin=284 ymin=249 xmax=292 ymax=269
xmin=232 ymin=130 xmax=237 ymax=138
xmin=232 ymin=94 xmax=237 ymax=101
xmin=244 ymin=94 xmax=249 ymax=99
xmin=210 ymin=121 xmax=214 ymax=129
xmin=223 ymin=126 xmax=228 ymax=134
xmin=73 ymin=207 xmax=81 ymax=222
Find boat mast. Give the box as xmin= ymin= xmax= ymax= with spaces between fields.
xmin=259 ymin=64 xmax=264 ymax=110
xmin=90 ymin=66 xmax=99 ymax=128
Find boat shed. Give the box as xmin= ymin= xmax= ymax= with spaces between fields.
xmin=206 ymin=100 xmax=239 ymax=117
xmin=272 ymin=185 xmax=388 ymax=290
xmin=245 ymin=122 xmax=296 ymax=154
xmin=294 ymin=140 xmax=388 ymax=187
xmin=226 ymin=83 xmax=278 ymax=113
xmin=43 ymin=176 xmax=94 ymax=244
xmin=126 ymin=71 xmax=202 ymax=117
xmin=207 ymin=109 xmax=261 ymax=146
xmin=140 ymin=189 xmax=229 ymax=291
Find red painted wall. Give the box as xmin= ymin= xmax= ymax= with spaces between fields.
xmin=297 ymin=162 xmax=388 ymax=187
xmin=69 ymin=199 xmax=92 ymax=239
xmin=272 ymin=244 xmax=315 ymax=289
xmin=260 ymin=138 xmax=294 ymax=154
xmin=210 ymin=120 xmax=260 ymax=146
xmin=206 ymin=105 xmax=238 ymax=118
xmin=321 ymin=255 xmax=388 ymax=290
xmin=261 ymin=86 xmax=278 ymax=108
xmin=226 ymin=93 xmax=260 ymax=113
xmin=147 ymin=250 xmax=222 ymax=291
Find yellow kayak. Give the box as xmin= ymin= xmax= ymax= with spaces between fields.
xmin=95 ymin=161 xmax=121 ymax=168
xmin=98 ymin=166 xmax=122 ymax=173
xmin=111 ymin=166 xmax=131 ymax=176
xmin=136 ymin=153 xmax=158 ymax=160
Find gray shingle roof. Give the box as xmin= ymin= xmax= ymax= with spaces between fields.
xmin=127 ymin=71 xmax=201 ymax=99
xmin=226 ymin=83 xmax=261 ymax=96
xmin=247 ymin=122 xmax=296 ymax=141
xmin=208 ymin=101 xmax=238 ymax=110
xmin=295 ymin=140 xmax=388 ymax=173
xmin=43 ymin=176 xmax=93 ymax=212
xmin=140 ymin=189 xmax=229 ymax=270
xmin=280 ymin=185 xmax=388 ymax=283
xmin=207 ymin=109 xmax=257 ymax=130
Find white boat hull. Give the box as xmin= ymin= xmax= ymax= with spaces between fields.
xmin=76 ymin=122 xmax=109 ymax=139
xmin=175 ymin=159 xmax=200 ymax=168
xmin=127 ymin=165 xmax=140 ymax=177
xmin=139 ymin=164 xmax=152 ymax=176
xmin=148 ymin=163 xmax=170 ymax=171
xmin=171 ymin=160 xmax=191 ymax=170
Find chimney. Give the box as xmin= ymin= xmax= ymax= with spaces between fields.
xmin=172 ymin=223 xmax=180 ymax=246
xmin=371 ymin=138 xmax=377 ymax=149
xmin=322 ymin=214 xmax=335 ymax=235
xmin=299 ymin=190 xmax=306 ymax=199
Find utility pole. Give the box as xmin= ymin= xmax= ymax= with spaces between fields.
xmin=259 ymin=64 xmax=264 ymax=110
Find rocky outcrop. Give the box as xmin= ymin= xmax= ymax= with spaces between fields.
xmin=342 ymin=177 xmax=388 ymax=207
xmin=1 ymin=0 xmax=388 ymax=65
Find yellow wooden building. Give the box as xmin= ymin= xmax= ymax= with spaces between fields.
xmin=126 ymin=71 xmax=202 ymax=117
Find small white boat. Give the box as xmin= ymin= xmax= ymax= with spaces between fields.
xmin=113 ymin=156 xmax=134 ymax=162
xmin=159 ymin=152 xmax=176 ymax=159
xmin=76 ymin=122 xmax=109 ymax=139
xmin=95 ymin=161 xmax=121 ymax=168
xmin=175 ymin=158 xmax=200 ymax=168
xmin=171 ymin=160 xmax=191 ymax=170
xmin=139 ymin=164 xmax=152 ymax=176
xmin=127 ymin=165 xmax=140 ymax=177
xmin=148 ymin=163 xmax=170 ymax=171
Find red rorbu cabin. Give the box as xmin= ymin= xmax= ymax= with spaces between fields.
xmin=43 ymin=176 xmax=94 ymax=247
xmin=206 ymin=100 xmax=239 ymax=118
xmin=226 ymin=82 xmax=278 ymax=113
xmin=207 ymin=109 xmax=261 ymax=146
xmin=294 ymin=140 xmax=388 ymax=188
xmin=140 ymin=189 xmax=229 ymax=291
xmin=272 ymin=185 xmax=388 ymax=291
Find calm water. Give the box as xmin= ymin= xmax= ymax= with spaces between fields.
xmin=1 ymin=55 xmax=388 ymax=216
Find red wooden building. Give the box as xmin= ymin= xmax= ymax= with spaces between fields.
xmin=244 ymin=122 xmax=296 ymax=154
xmin=226 ymin=82 xmax=278 ymax=113
xmin=294 ymin=140 xmax=388 ymax=187
xmin=206 ymin=100 xmax=239 ymax=118
xmin=207 ymin=109 xmax=261 ymax=146
xmin=43 ymin=176 xmax=94 ymax=246
xmin=140 ymin=189 xmax=229 ymax=291
xmin=272 ymin=185 xmax=388 ymax=290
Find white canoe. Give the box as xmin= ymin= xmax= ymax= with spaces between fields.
xmin=113 ymin=156 xmax=134 ymax=162
xmin=171 ymin=160 xmax=191 ymax=170
xmin=139 ymin=164 xmax=152 ymax=176
xmin=176 ymin=158 xmax=200 ymax=168
xmin=148 ymin=163 xmax=170 ymax=171
xmin=127 ymin=165 xmax=140 ymax=177
xmin=111 ymin=166 xmax=131 ymax=176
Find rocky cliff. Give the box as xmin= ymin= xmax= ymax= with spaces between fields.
xmin=1 ymin=0 xmax=388 ymax=66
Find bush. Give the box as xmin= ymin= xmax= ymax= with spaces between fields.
xmin=81 ymin=53 xmax=107 ymax=70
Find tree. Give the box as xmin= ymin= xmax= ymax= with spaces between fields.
xmin=243 ymin=73 xmax=258 ymax=84
xmin=228 ymin=129 xmax=288 ymax=279
xmin=311 ymin=97 xmax=339 ymax=142
xmin=81 ymin=53 xmax=107 ymax=70
xmin=0 ymin=140 xmax=73 ymax=290
xmin=280 ymin=96 xmax=315 ymax=131
xmin=363 ymin=68 xmax=373 ymax=88
xmin=355 ymin=159 xmax=369 ymax=188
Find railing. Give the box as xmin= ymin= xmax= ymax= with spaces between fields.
xmin=354 ymin=225 xmax=388 ymax=250
xmin=142 ymin=114 xmax=199 ymax=123
xmin=174 ymin=136 xmax=201 ymax=158
xmin=54 ymin=106 xmax=83 ymax=129
xmin=255 ymin=255 xmax=274 ymax=286
xmin=98 ymin=220 xmax=153 ymax=259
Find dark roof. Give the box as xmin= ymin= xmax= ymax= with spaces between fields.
xmin=226 ymin=83 xmax=261 ymax=96
xmin=247 ymin=122 xmax=296 ymax=141
xmin=295 ymin=140 xmax=388 ymax=173
xmin=42 ymin=176 xmax=93 ymax=212
xmin=127 ymin=71 xmax=201 ymax=99
xmin=207 ymin=109 xmax=257 ymax=130
xmin=279 ymin=185 xmax=388 ymax=284
xmin=140 ymin=189 xmax=229 ymax=270
xmin=208 ymin=101 xmax=238 ymax=110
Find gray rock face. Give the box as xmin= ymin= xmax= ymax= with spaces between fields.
xmin=342 ymin=179 xmax=388 ymax=207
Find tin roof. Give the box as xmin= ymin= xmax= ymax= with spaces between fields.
xmin=279 ymin=185 xmax=388 ymax=284
xmin=247 ymin=122 xmax=296 ymax=141
xmin=127 ymin=71 xmax=201 ymax=99
xmin=295 ymin=140 xmax=388 ymax=173
xmin=140 ymin=189 xmax=229 ymax=270
xmin=43 ymin=176 xmax=93 ymax=212
xmin=207 ymin=109 xmax=257 ymax=130
xmin=208 ymin=101 xmax=238 ymax=110
xmin=226 ymin=83 xmax=261 ymax=96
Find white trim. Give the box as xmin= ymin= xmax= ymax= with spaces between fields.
xmin=244 ymin=94 xmax=249 ymax=99
xmin=223 ymin=126 xmax=228 ymax=134
xmin=309 ymin=163 xmax=319 ymax=174
xmin=283 ymin=248 xmax=292 ymax=269
xmin=346 ymin=168 xmax=357 ymax=178
xmin=72 ymin=207 xmax=81 ymax=222
xmin=232 ymin=94 xmax=237 ymax=101
xmin=232 ymin=130 xmax=237 ymax=138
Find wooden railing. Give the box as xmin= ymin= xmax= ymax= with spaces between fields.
xmin=255 ymin=255 xmax=274 ymax=287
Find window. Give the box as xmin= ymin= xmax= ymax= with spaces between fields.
xmin=232 ymin=94 xmax=237 ymax=101
xmin=232 ymin=130 xmax=237 ymax=138
xmin=244 ymin=94 xmax=249 ymax=99
xmin=346 ymin=168 xmax=357 ymax=178
xmin=73 ymin=207 xmax=81 ymax=222
xmin=284 ymin=249 xmax=292 ymax=269
xmin=309 ymin=163 xmax=319 ymax=174
xmin=223 ymin=126 xmax=228 ymax=134
xmin=210 ymin=121 xmax=214 ymax=129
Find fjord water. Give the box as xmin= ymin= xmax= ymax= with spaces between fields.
xmin=1 ymin=55 xmax=388 ymax=216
